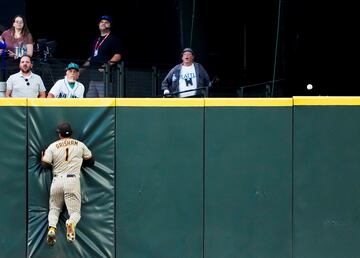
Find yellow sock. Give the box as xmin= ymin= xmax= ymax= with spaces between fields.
xmin=49 ymin=226 xmax=56 ymax=232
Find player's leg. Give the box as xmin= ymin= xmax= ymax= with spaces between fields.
xmin=47 ymin=177 xmax=64 ymax=246
xmin=47 ymin=226 xmax=57 ymax=246
xmin=64 ymin=176 xmax=81 ymax=242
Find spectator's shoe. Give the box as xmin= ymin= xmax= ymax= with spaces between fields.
xmin=47 ymin=226 xmax=56 ymax=246
xmin=66 ymin=221 xmax=76 ymax=243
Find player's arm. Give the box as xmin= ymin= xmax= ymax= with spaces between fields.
xmin=41 ymin=149 xmax=52 ymax=169
xmin=82 ymin=156 xmax=95 ymax=167
xmin=41 ymin=160 xmax=52 ymax=169
xmin=82 ymin=144 xmax=95 ymax=167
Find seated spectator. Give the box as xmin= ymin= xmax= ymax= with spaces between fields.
xmin=5 ymin=55 xmax=46 ymax=98
xmin=47 ymin=63 xmax=85 ymax=98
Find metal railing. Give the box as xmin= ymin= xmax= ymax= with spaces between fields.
xmin=237 ymin=79 xmax=284 ymax=97
xmin=1 ymin=56 xmax=284 ymax=98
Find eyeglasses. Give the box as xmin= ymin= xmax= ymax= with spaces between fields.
xmin=24 ymin=78 xmax=30 ymax=86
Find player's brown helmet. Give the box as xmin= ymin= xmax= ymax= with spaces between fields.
xmin=56 ymin=122 xmax=73 ymax=137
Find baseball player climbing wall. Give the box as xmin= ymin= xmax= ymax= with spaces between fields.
xmin=27 ymin=98 xmax=115 ymax=258
xmin=42 ymin=122 xmax=94 ymax=245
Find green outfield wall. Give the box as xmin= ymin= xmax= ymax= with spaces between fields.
xmin=0 ymin=97 xmax=360 ymax=258
xmin=204 ymin=98 xmax=292 ymax=258
xmin=0 ymin=99 xmax=27 ymax=258
xmin=293 ymin=97 xmax=360 ymax=258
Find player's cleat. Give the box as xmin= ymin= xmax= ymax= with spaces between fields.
xmin=47 ymin=226 xmax=56 ymax=246
xmin=66 ymin=221 xmax=76 ymax=243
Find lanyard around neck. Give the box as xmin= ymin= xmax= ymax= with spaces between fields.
xmin=94 ymin=32 xmax=110 ymax=50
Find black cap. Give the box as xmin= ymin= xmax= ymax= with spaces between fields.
xmin=56 ymin=122 xmax=73 ymax=137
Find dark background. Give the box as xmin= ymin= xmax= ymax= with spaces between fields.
xmin=1 ymin=0 xmax=357 ymax=97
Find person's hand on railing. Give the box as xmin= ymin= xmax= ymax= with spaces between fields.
xmin=163 ymin=89 xmax=170 ymax=97
xmin=160 ymin=86 xmax=210 ymax=98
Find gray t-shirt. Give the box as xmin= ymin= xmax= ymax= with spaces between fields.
xmin=6 ymin=71 xmax=46 ymax=98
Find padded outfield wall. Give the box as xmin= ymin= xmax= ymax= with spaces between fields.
xmin=0 ymin=97 xmax=359 ymax=258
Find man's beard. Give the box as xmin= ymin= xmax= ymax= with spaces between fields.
xmin=20 ymin=66 xmax=30 ymax=73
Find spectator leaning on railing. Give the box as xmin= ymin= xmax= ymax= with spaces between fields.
xmin=81 ymin=15 xmax=122 ymax=97
xmin=161 ymin=48 xmax=211 ymax=98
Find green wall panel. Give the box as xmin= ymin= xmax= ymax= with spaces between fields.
xmin=116 ymin=104 xmax=204 ymax=258
xmin=293 ymin=105 xmax=360 ymax=258
xmin=3 ymin=96 xmax=360 ymax=258
xmin=0 ymin=100 xmax=27 ymax=258
xmin=205 ymin=105 xmax=292 ymax=258
xmin=27 ymin=99 xmax=115 ymax=258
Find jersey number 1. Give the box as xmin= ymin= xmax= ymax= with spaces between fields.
xmin=65 ymin=148 xmax=69 ymax=161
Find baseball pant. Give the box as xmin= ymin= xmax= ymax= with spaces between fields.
xmin=48 ymin=174 xmax=81 ymax=228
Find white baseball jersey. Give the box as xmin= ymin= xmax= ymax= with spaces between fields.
xmin=42 ymin=138 xmax=92 ymax=176
xmin=49 ymin=78 xmax=85 ymax=98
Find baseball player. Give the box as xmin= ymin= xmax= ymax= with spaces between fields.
xmin=41 ymin=122 xmax=95 ymax=246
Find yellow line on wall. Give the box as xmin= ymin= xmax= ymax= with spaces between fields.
xmin=0 ymin=98 xmax=27 ymax=106
xmin=4 ymin=97 xmax=360 ymax=107
xmin=27 ymin=98 xmax=116 ymax=107
xmin=294 ymin=97 xmax=360 ymax=105
xmin=205 ymin=98 xmax=293 ymax=106
xmin=115 ymin=98 xmax=205 ymax=107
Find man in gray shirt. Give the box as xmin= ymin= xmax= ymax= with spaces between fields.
xmin=5 ymin=55 xmax=46 ymax=98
